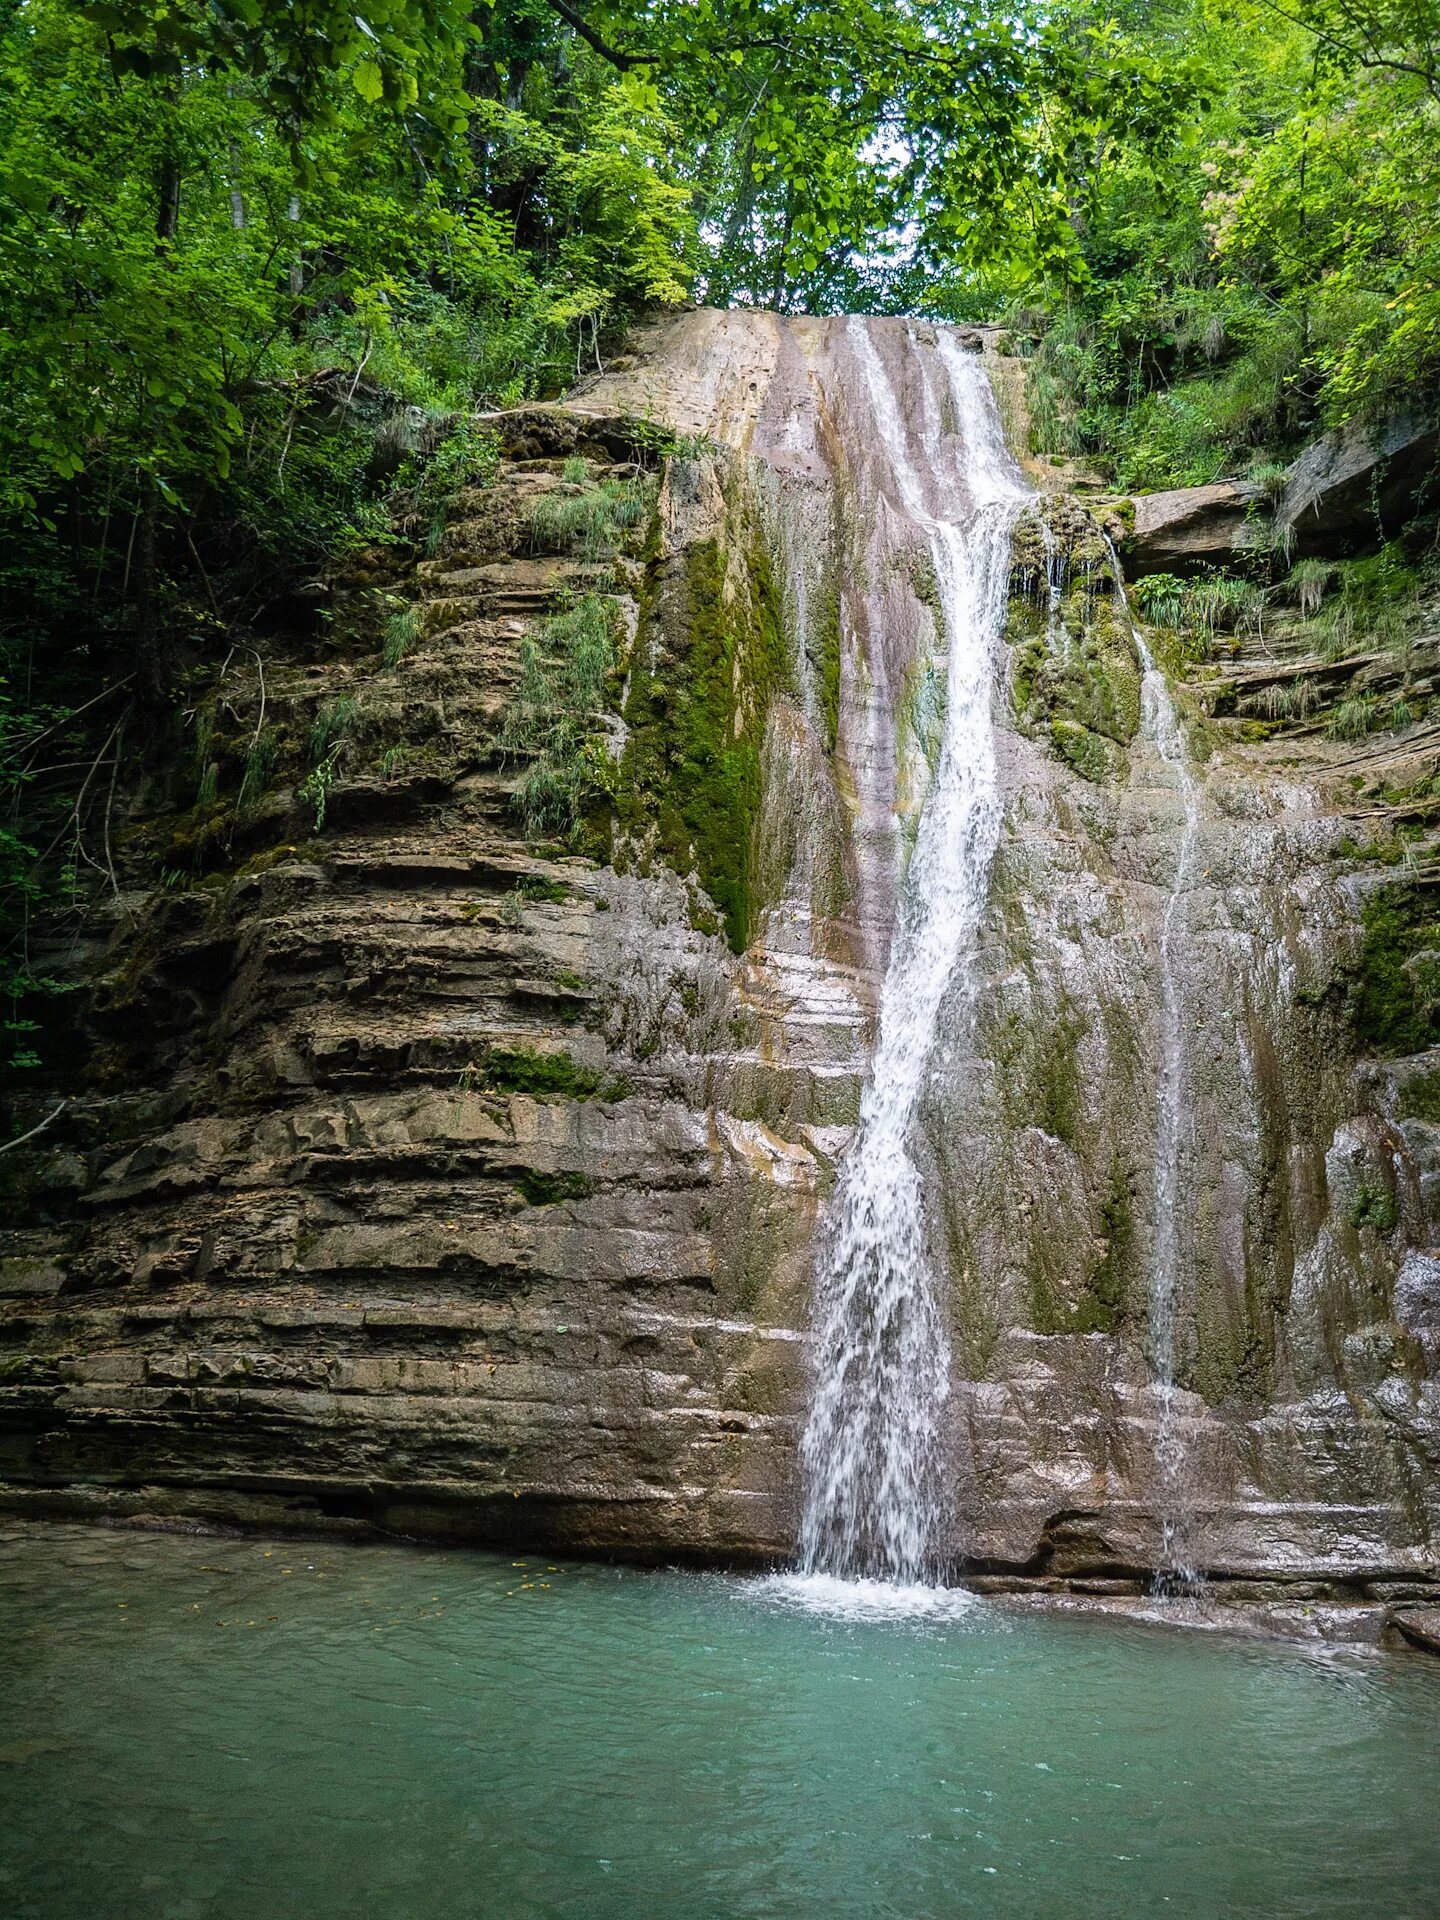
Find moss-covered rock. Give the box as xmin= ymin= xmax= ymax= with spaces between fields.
xmin=1006 ymin=501 xmax=1142 ymax=785
xmin=1344 ymin=884 xmax=1440 ymax=1056
xmin=614 ymin=465 xmax=792 ymax=951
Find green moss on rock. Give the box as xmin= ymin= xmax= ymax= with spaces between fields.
xmin=814 ymin=572 xmax=842 ymax=754
xmin=1344 ymin=1181 xmax=1399 ymax=1233
xmin=1051 ymin=716 xmax=1123 ymax=784
xmin=514 ymin=1169 xmax=598 ymax=1205
xmin=1082 ymin=1163 xmax=1134 ymax=1331
xmin=1008 ymin=557 xmax=1141 ymax=786
xmin=1397 ymin=1070 xmax=1440 ymax=1123
xmin=477 ymin=1046 xmax=628 ymax=1101
xmin=615 ymin=502 xmax=791 ymax=951
xmin=1345 ymin=885 xmax=1440 ymax=1056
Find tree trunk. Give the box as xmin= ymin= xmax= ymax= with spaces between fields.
xmin=156 ymin=157 xmax=180 ymax=243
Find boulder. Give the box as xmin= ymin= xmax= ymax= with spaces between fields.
xmin=1387 ymin=1605 xmax=1440 ymax=1655
xmin=1276 ymin=411 xmax=1439 ymax=555
xmin=1121 ymin=481 xmax=1265 ymax=576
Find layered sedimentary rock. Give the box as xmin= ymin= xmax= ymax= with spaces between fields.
xmin=1119 ymin=480 xmax=1265 ymax=575
xmin=2 ymin=309 xmax=1437 ymax=1606
xmin=1277 ymin=409 xmax=1440 ymax=553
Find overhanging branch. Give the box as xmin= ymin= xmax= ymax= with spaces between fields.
xmin=541 ymin=0 xmax=651 ymax=70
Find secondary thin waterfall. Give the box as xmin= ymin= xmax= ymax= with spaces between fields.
xmin=797 ymin=324 xmax=1028 ymax=1585
xmin=1112 ymin=552 xmax=1202 ymax=1587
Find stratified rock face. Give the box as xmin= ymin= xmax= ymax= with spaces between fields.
xmin=1122 ymin=481 xmax=1265 ymax=576
xmin=2 ymin=309 xmax=1438 ymax=1599
xmin=1277 ymin=411 xmax=1440 ymax=554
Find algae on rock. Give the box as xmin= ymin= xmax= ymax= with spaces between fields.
xmin=615 ymin=456 xmax=792 ymax=951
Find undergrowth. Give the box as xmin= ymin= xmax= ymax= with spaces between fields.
xmin=528 ymin=475 xmax=654 ymax=561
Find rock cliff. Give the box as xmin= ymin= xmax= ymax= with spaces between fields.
xmin=2 ymin=309 xmax=1437 ymax=1610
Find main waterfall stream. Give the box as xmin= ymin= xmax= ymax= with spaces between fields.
xmin=797 ymin=324 xmax=1027 ymax=1588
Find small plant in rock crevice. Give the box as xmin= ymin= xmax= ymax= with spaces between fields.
xmin=1285 ymin=559 xmax=1335 ymax=619
xmin=499 ymin=594 xmax=618 ymax=841
xmin=238 ymin=728 xmax=279 ymax=811
xmin=527 ymin=474 xmax=654 ymax=561
xmin=301 ymin=693 xmax=363 ymax=828
xmin=390 ymin=417 xmax=503 ymax=557
xmin=381 ymin=603 xmax=420 ymax=669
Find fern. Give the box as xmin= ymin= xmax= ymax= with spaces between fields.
xmin=382 ymin=604 xmax=420 ymax=669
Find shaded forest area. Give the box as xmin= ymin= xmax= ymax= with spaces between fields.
xmin=2 ymin=0 xmax=1438 ymax=1101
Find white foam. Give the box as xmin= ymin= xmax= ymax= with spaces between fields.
xmin=746 ymin=1571 xmax=986 ymax=1624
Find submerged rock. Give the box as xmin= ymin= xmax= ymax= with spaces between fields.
xmin=1386 ymin=1604 xmax=1440 ymax=1654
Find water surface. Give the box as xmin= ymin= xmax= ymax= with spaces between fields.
xmin=2 ymin=1523 xmax=1437 ymax=1919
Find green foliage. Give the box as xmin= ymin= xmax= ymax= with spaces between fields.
xmin=515 ymin=875 xmax=573 ymax=904
xmin=388 ymin=417 xmax=502 ymax=555
xmin=994 ymin=0 xmax=1440 ymax=486
xmin=73 ymin=0 xmax=474 ymax=141
xmin=299 ymin=694 xmax=363 ymax=828
xmin=310 ymin=696 xmax=361 ymax=760
xmin=0 ymin=0 xmax=704 ymax=1074
xmin=382 ymin=605 xmax=421 ymax=670
xmin=1131 ymin=569 xmax=1268 ymax=655
xmin=1132 ymin=573 xmax=1189 ymax=629
xmin=1304 ymin=545 xmax=1424 ymax=660
xmin=528 ymin=474 xmax=654 ymax=560
xmin=0 ymin=676 xmax=74 ymax=1080
xmin=1286 ymin=560 xmax=1336 ymax=619
xmin=602 ymin=0 xmax=1202 ymax=310
xmin=299 ymin=759 xmax=337 ymax=830
xmin=1329 ymin=695 xmax=1382 ymax=741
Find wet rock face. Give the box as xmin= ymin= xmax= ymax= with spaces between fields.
xmin=0 ymin=406 xmax=826 ymax=1559
xmin=2 ymin=309 xmax=1438 ymax=1600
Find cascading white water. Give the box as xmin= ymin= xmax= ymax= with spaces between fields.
xmin=1111 ymin=552 xmax=1202 ymax=1588
xmin=796 ymin=324 xmax=1028 ymax=1586
xmin=1038 ymin=514 xmax=1068 ymax=662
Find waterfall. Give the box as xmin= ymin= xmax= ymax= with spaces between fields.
xmin=796 ymin=323 xmax=1028 ymax=1586
xmin=1111 ymin=553 xmax=1203 ymax=1588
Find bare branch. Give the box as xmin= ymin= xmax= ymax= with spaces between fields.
xmin=540 ymin=0 xmax=649 ymax=69
xmin=0 ymin=1100 xmax=68 ymax=1157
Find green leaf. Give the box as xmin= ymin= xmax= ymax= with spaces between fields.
xmin=353 ymin=60 xmax=384 ymax=104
